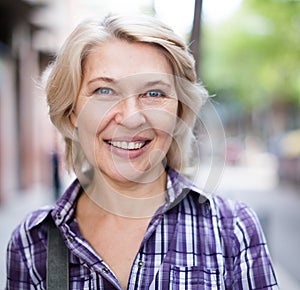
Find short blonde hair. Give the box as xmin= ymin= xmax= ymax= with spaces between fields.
xmin=45 ymin=14 xmax=208 ymax=173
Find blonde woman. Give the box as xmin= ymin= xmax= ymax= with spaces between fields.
xmin=6 ymin=14 xmax=278 ymax=289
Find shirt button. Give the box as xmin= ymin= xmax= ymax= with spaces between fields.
xmin=102 ymin=267 xmax=109 ymax=274
xmin=56 ymin=212 xmax=62 ymax=220
xmin=137 ymin=260 xmax=144 ymax=268
xmin=67 ymin=235 xmax=74 ymax=243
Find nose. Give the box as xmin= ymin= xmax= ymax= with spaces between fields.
xmin=114 ymin=96 xmax=146 ymax=129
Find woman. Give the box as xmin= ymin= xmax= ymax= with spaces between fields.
xmin=6 ymin=14 xmax=278 ymax=289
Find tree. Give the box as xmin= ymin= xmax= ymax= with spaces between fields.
xmin=202 ymin=0 xmax=300 ymax=111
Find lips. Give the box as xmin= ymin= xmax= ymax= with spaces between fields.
xmin=104 ymin=137 xmax=152 ymax=159
xmin=104 ymin=136 xmax=152 ymax=152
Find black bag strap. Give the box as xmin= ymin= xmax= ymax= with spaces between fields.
xmin=47 ymin=215 xmax=69 ymax=290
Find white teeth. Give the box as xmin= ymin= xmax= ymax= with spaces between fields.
xmin=108 ymin=141 xmax=145 ymax=150
xmin=128 ymin=142 xmax=135 ymax=150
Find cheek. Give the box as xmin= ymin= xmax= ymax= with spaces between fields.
xmin=146 ymin=103 xmax=178 ymax=136
xmin=75 ymin=100 xmax=116 ymax=159
xmin=76 ymin=99 xmax=116 ymax=135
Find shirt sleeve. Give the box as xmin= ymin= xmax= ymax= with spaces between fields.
xmin=232 ymin=203 xmax=279 ymax=289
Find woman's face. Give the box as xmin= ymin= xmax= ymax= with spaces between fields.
xmin=71 ymin=39 xmax=178 ymax=185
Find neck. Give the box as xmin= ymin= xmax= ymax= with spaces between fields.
xmin=82 ymin=166 xmax=168 ymax=219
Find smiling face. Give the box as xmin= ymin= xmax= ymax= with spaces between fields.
xmin=71 ymin=39 xmax=178 ymax=186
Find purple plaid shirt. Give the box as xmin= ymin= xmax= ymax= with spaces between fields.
xmin=6 ymin=168 xmax=278 ymax=289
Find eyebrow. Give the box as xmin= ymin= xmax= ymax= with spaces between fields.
xmin=87 ymin=77 xmax=115 ymax=86
xmin=87 ymin=77 xmax=173 ymax=89
xmin=142 ymin=80 xmax=172 ymax=89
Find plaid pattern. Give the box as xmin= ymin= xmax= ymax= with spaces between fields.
xmin=6 ymin=168 xmax=278 ymax=289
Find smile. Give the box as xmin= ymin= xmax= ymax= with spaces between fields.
xmin=107 ymin=140 xmax=148 ymax=150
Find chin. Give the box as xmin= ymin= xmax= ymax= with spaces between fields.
xmin=97 ymin=162 xmax=165 ymax=185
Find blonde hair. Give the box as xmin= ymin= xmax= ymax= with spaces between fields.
xmin=45 ymin=14 xmax=208 ymax=173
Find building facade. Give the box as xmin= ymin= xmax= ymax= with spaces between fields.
xmin=0 ymin=0 xmax=55 ymax=203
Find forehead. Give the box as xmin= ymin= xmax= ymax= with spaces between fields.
xmin=82 ymin=39 xmax=173 ymax=81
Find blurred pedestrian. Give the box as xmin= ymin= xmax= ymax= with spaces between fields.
xmin=51 ymin=150 xmax=61 ymax=200
xmin=51 ymin=133 xmax=62 ymax=200
xmin=6 ymin=14 xmax=278 ymax=289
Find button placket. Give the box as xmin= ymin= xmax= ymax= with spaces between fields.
xmin=90 ymin=269 xmax=96 ymax=279
xmin=88 ymin=269 xmax=96 ymax=290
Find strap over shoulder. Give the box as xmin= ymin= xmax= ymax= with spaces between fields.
xmin=46 ymin=215 xmax=69 ymax=290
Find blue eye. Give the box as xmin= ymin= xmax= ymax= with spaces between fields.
xmin=95 ymin=87 xmax=113 ymax=95
xmin=145 ymin=90 xmax=165 ymax=98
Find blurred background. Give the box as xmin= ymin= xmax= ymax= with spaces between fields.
xmin=0 ymin=0 xmax=299 ymax=288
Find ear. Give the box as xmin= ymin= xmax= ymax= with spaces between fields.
xmin=70 ymin=111 xmax=78 ymax=128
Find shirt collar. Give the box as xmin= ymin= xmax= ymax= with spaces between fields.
xmin=51 ymin=179 xmax=82 ymax=226
xmin=51 ymin=168 xmax=210 ymax=225
xmin=160 ymin=167 xmax=209 ymax=213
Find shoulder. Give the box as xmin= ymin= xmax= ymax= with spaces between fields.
xmin=210 ymin=195 xmax=263 ymax=237
xmin=168 ymin=168 xmax=267 ymax=251
xmin=196 ymin=193 xmax=263 ymax=239
xmin=203 ymin=194 xmax=270 ymax=263
xmin=184 ymin=186 xmax=260 ymax=228
xmin=8 ymin=206 xmax=52 ymax=251
xmin=8 ymin=178 xmax=81 ymax=249
xmin=168 ymin=168 xmax=259 ymax=229
xmin=210 ymin=194 xmax=259 ymax=223
xmin=11 ymin=179 xmax=81 ymax=245
xmin=180 ymin=186 xmax=266 ymax=250
xmin=6 ymin=179 xmax=82 ymax=287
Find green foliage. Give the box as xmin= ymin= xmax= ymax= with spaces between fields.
xmin=201 ymin=0 xmax=300 ymax=110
